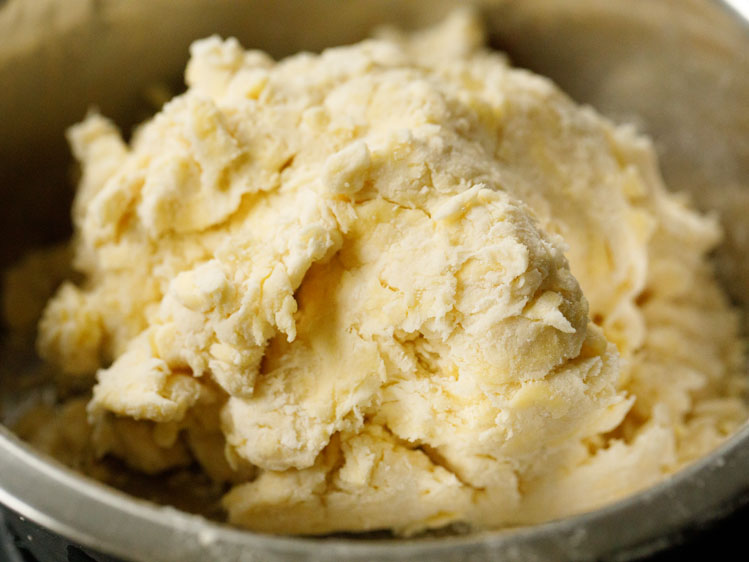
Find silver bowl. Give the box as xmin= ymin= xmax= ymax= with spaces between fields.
xmin=0 ymin=1 xmax=747 ymax=560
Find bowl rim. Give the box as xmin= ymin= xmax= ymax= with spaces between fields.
xmin=1 ymin=420 xmax=749 ymax=561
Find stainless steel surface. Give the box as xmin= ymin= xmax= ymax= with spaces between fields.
xmin=1 ymin=421 xmax=749 ymax=562
xmin=0 ymin=0 xmax=747 ymax=560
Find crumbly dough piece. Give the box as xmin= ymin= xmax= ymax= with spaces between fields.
xmin=26 ymin=11 xmax=746 ymax=534
xmin=2 ymin=243 xmax=71 ymax=346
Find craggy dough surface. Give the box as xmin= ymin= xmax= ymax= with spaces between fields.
xmin=9 ymin=11 xmax=746 ymax=535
